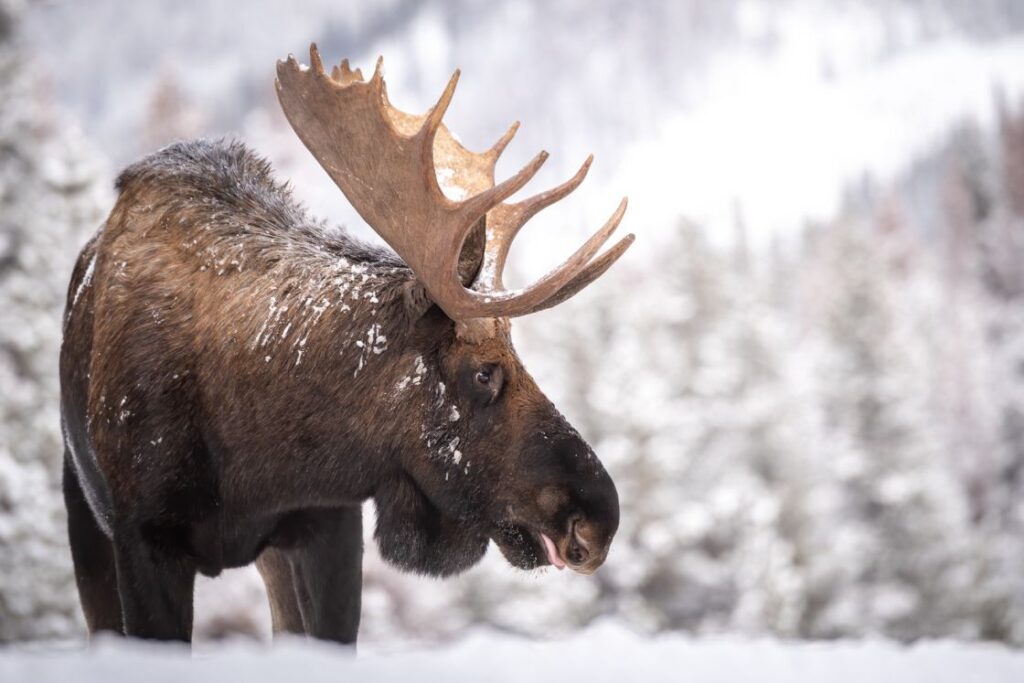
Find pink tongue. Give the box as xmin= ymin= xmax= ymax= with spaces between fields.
xmin=540 ymin=533 xmax=566 ymax=570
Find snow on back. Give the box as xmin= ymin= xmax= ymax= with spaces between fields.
xmin=354 ymin=323 xmax=388 ymax=376
xmin=394 ymin=354 xmax=427 ymax=394
xmin=242 ymin=255 xmax=397 ymax=368
xmin=71 ymin=252 xmax=97 ymax=308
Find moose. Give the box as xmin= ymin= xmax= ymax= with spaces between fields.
xmin=59 ymin=45 xmax=634 ymax=644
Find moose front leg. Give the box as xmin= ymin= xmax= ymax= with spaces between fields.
xmin=112 ymin=525 xmax=197 ymax=641
xmin=257 ymin=505 xmax=363 ymax=645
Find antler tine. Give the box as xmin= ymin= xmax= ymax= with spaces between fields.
xmin=547 ymin=198 xmax=630 ymax=282
xmin=479 ymin=155 xmax=594 ymax=289
xmin=371 ymin=56 xmax=384 ymax=86
xmin=488 ymin=121 xmax=521 ymax=160
xmin=309 ymin=43 xmax=325 ymax=75
xmin=419 ymin=70 xmax=461 ymax=180
xmin=527 ymin=232 xmax=636 ymax=314
xmin=519 ymin=154 xmax=593 ymax=221
xmin=459 ymin=150 xmax=548 ymax=221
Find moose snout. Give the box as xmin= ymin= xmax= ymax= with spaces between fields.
xmin=529 ymin=427 xmax=620 ymax=574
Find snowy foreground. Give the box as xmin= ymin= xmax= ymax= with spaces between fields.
xmin=2 ymin=623 xmax=1023 ymax=683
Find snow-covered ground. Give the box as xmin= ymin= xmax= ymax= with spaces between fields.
xmin=3 ymin=623 xmax=1023 ymax=682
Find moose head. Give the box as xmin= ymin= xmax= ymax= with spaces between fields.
xmin=276 ymin=46 xmax=634 ymax=576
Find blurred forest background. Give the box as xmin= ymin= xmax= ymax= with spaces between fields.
xmin=4 ymin=0 xmax=1024 ymax=649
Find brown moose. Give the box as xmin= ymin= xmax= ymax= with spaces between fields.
xmin=59 ymin=45 xmax=633 ymax=644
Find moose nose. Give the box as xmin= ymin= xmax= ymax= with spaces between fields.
xmin=566 ymin=528 xmax=590 ymax=566
xmin=564 ymin=517 xmax=606 ymax=573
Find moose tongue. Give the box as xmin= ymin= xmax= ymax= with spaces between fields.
xmin=540 ymin=533 xmax=566 ymax=570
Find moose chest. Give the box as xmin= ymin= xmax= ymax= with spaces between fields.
xmin=181 ymin=505 xmax=349 ymax=577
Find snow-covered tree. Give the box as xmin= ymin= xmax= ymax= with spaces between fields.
xmin=0 ymin=0 xmax=109 ymax=641
xmin=797 ymin=217 xmax=986 ymax=640
xmin=140 ymin=67 xmax=206 ymax=152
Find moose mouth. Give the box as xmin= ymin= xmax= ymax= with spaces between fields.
xmin=491 ymin=521 xmax=569 ymax=572
xmin=538 ymin=532 xmax=567 ymax=570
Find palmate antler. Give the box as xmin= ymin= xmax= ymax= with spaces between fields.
xmin=275 ymin=44 xmax=634 ymax=322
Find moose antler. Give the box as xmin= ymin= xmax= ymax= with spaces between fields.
xmin=275 ymin=45 xmax=634 ymax=321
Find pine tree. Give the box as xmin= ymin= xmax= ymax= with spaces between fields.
xmin=799 ymin=220 xmax=983 ymax=640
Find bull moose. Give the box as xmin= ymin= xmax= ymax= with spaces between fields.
xmin=59 ymin=45 xmax=634 ymax=644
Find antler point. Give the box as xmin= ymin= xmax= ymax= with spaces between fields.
xmin=488 ymin=120 xmax=521 ymax=159
xmin=309 ymin=44 xmax=325 ymax=74
xmin=421 ymin=69 xmax=460 ymax=141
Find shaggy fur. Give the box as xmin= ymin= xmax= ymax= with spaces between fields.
xmin=60 ymin=139 xmax=619 ymax=644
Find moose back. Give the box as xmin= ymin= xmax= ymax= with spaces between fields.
xmin=60 ymin=46 xmax=633 ymax=643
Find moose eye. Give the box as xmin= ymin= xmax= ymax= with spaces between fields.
xmin=465 ymin=363 xmax=503 ymax=406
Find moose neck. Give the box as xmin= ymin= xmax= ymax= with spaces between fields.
xmin=220 ymin=243 xmax=425 ymax=499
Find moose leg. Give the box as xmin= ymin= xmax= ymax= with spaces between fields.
xmin=256 ymin=547 xmax=306 ymax=635
xmin=63 ymin=454 xmax=123 ymax=636
xmin=257 ymin=505 xmax=363 ymax=645
xmin=292 ymin=505 xmax=364 ymax=643
xmin=111 ymin=524 xmax=196 ymax=641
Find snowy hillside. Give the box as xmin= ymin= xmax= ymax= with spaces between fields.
xmin=4 ymin=624 xmax=1024 ymax=683
xmin=22 ymin=0 xmax=1024 ymax=258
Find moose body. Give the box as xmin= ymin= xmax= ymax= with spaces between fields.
xmin=60 ymin=48 xmax=632 ymax=644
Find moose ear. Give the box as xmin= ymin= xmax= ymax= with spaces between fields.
xmin=403 ymin=218 xmax=485 ymax=324
xmin=456 ymin=218 xmax=486 ymax=287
